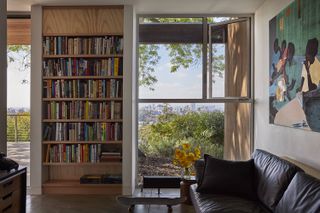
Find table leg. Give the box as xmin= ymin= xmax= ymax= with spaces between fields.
xmin=167 ymin=205 xmax=173 ymax=213
xmin=128 ymin=205 xmax=135 ymax=212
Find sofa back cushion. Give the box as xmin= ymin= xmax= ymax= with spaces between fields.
xmin=275 ymin=172 xmax=320 ymax=213
xmin=194 ymin=159 xmax=205 ymax=184
xmin=252 ymin=149 xmax=303 ymax=211
xmin=196 ymin=154 xmax=257 ymax=200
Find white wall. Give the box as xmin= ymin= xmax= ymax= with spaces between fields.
xmin=30 ymin=5 xmax=43 ymax=195
xmin=123 ymin=5 xmax=137 ymax=195
xmin=254 ymin=0 xmax=320 ymax=170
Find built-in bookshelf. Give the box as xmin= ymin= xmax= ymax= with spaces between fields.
xmin=42 ymin=6 xmax=124 ymax=195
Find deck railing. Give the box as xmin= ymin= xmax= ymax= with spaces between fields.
xmin=7 ymin=113 xmax=30 ymax=142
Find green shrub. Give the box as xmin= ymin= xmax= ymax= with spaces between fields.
xmin=139 ymin=111 xmax=224 ymax=158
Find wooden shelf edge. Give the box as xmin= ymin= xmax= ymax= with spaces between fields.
xmin=43 ymin=180 xmax=122 ymax=187
xmin=43 ymin=162 xmax=122 ymax=166
xmin=42 ymin=141 xmax=122 ymax=144
xmin=42 ymin=119 xmax=123 ymax=122
xmin=43 ymin=54 xmax=123 ymax=58
xmin=42 ymin=98 xmax=123 ymax=101
xmin=43 ymin=33 xmax=124 ymax=37
xmin=42 ymin=76 xmax=123 ymax=80
xmin=42 ymin=180 xmax=122 ymax=195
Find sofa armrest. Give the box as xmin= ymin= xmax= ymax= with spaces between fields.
xmin=282 ymin=156 xmax=320 ymax=180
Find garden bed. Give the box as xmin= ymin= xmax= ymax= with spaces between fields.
xmin=138 ymin=156 xmax=182 ymax=184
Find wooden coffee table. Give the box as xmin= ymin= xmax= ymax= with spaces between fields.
xmin=117 ymin=188 xmax=185 ymax=213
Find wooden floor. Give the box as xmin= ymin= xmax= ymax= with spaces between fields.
xmin=26 ymin=193 xmax=196 ymax=213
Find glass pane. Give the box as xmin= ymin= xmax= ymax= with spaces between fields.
xmin=209 ymin=20 xmax=250 ymax=98
xmin=139 ymin=44 xmax=202 ymax=99
xmin=139 ymin=17 xmax=203 ymax=24
xmin=211 ymin=43 xmax=225 ymax=97
xmin=137 ymin=102 xmax=252 ymax=182
xmin=138 ymin=103 xmax=224 ymax=183
xmin=207 ymin=17 xmax=238 ymax=24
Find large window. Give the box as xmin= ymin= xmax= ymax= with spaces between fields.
xmin=137 ymin=16 xmax=252 ymax=181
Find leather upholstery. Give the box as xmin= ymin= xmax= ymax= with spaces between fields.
xmin=252 ymin=149 xmax=303 ymax=211
xmin=190 ymin=184 xmax=270 ymax=213
xmin=197 ymin=155 xmax=256 ymax=200
xmin=191 ymin=150 xmax=318 ymax=213
xmin=275 ymin=172 xmax=320 ymax=213
xmin=194 ymin=159 xmax=205 ymax=184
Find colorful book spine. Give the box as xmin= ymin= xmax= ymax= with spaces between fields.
xmin=43 ymin=122 xmax=122 ymax=141
xmin=49 ymin=144 xmax=103 ymax=163
xmin=43 ymin=80 xmax=122 ymax=98
xmin=43 ymin=36 xmax=123 ymax=55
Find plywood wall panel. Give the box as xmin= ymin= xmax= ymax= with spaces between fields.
xmin=224 ymin=21 xmax=251 ymax=161
xmin=43 ymin=6 xmax=124 ymax=36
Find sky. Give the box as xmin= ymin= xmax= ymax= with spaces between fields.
xmin=139 ymin=45 xmax=225 ymax=99
xmin=7 ymin=48 xmax=30 ymax=109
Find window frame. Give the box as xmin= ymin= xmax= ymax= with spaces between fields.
xmin=135 ymin=13 xmax=255 ymax=156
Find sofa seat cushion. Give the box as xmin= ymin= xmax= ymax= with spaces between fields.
xmin=190 ymin=184 xmax=270 ymax=213
xmin=252 ymin=149 xmax=303 ymax=211
xmin=275 ymin=172 xmax=320 ymax=213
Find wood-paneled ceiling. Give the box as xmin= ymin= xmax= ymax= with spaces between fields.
xmin=8 ymin=19 xmax=31 ymax=45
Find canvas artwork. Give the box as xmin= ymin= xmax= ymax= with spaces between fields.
xmin=269 ymin=0 xmax=320 ymax=132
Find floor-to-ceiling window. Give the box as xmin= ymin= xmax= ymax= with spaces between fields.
xmin=137 ymin=16 xmax=253 ymax=183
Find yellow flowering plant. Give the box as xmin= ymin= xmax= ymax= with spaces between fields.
xmin=173 ymin=143 xmax=201 ymax=178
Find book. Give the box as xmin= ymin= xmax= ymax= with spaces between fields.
xmin=43 ymin=36 xmax=123 ymax=55
xmin=80 ymin=174 xmax=103 ymax=184
xmin=43 ymin=79 xmax=122 ymax=99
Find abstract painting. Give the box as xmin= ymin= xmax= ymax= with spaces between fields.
xmin=269 ymin=0 xmax=320 ymax=132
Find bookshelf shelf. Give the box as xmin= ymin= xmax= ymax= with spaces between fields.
xmin=41 ymin=6 xmax=124 ymax=195
xmin=43 ymin=141 xmax=122 ymax=144
xmin=42 ymin=33 xmax=124 ymax=37
xmin=43 ymin=180 xmax=122 ymax=186
xmin=43 ymin=162 xmax=122 ymax=166
xmin=43 ymin=54 xmax=123 ymax=59
xmin=42 ymin=97 xmax=123 ymax=101
xmin=42 ymin=76 xmax=123 ymax=80
xmin=42 ymin=180 xmax=122 ymax=195
xmin=43 ymin=119 xmax=123 ymax=122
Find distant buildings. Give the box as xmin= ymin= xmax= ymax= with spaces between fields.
xmin=138 ymin=103 xmax=224 ymax=125
xmin=7 ymin=107 xmax=30 ymax=114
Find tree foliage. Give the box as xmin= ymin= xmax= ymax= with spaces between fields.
xmin=139 ymin=17 xmax=226 ymax=90
xmin=7 ymin=45 xmax=31 ymax=84
xmin=139 ymin=111 xmax=224 ymax=158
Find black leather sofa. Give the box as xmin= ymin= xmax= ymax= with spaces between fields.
xmin=190 ymin=149 xmax=320 ymax=213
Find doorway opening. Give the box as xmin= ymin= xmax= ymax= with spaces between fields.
xmin=6 ymin=17 xmax=31 ymax=186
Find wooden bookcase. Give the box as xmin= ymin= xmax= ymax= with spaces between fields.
xmin=41 ymin=6 xmax=124 ymax=195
